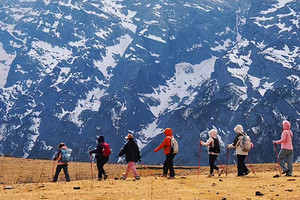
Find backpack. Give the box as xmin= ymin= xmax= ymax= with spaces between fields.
xmin=239 ymin=132 xmax=251 ymax=152
xmin=61 ymin=148 xmax=71 ymax=163
xmin=209 ymin=137 xmax=220 ymax=153
xmin=102 ymin=142 xmax=111 ymax=157
xmin=168 ymin=136 xmax=178 ymax=154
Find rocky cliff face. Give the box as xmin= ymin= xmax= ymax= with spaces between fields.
xmin=0 ymin=0 xmax=299 ymax=165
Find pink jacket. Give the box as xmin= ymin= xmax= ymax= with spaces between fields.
xmin=275 ymin=121 xmax=293 ymax=150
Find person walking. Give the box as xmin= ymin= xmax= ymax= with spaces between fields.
xmin=154 ymin=128 xmax=176 ymax=179
xmin=273 ymin=120 xmax=294 ymax=176
xmin=89 ymin=135 xmax=110 ymax=181
xmin=200 ymin=129 xmax=223 ymax=177
xmin=117 ymin=134 xmax=141 ymax=180
xmin=52 ymin=143 xmax=71 ymax=182
xmin=227 ymin=125 xmax=250 ymax=176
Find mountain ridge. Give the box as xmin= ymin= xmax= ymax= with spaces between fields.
xmin=0 ymin=0 xmax=299 ymax=165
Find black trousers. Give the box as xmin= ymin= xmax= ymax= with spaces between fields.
xmin=97 ymin=156 xmax=108 ymax=179
xmin=53 ymin=164 xmax=70 ymax=182
xmin=237 ymin=155 xmax=249 ymax=176
xmin=163 ymin=153 xmax=175 ymax=177
xmin=209 ymin=155 xmax=219 ymax=174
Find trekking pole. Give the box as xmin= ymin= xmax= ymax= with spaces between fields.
xmin=52 ymin=160 xmax=55 ymax=178
xmin=225 ymin=148 xmax=229 ymax=177
xmin=198 ymin=141 xmax=201 ymax=179
xmin=216 ymin=158 xmax=225 ymax=171
xmin=140 ymin=161 xmax=157 ymax=179
xmin=90 ymin=154 xmax=94 ymax=179
xmin=246 ymin=156 xmax=256 ymax=175
xmin=274 ymin=143 xmax=282 ymax=175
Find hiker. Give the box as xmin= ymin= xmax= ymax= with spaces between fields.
xmin=154 ymin=128 xmax=177 ymax=179
xmin=52 ymin=143 xmax=70 ymax=182
xmin=273 ymin=120 xmax=294 ymax=176
xmin=117 ymin=134 xmax=141 ymax=180
xmin=89 ymin=135 xmax=110 ymax=181
xmin=200 ymin=129 xmax=223 ymax=177
xmin=227 ymin=125 xmax=252 ymax=176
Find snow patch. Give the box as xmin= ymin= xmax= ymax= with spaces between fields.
xmin=260 ymin=0 xmax=295 ymax=15
xmin=141 ymin=56 xmax=217 ymax=118
xmin=211 ymin=39 xmax=233 ymax=51
xmin=94 ymin=34 xmax=133 ymax=80
xmin=56 ymin=88 xmax=107 ymax=127
xmin=137 ymin=120 xmax=164 ymax=148
xmin=28 ymin=41 xmax=73 ymax=75
xmin=287 ymin=75 xmax=300 ymax=90
xmin=0 ymin=43 xmax=16 ymax=88
xmin=262 ymin=45 xmax=299 ymax=69
xmin=144 ymin=34 xmax=166 ymax=44
xmin=43 ymin=0 xmax=51 ymax=6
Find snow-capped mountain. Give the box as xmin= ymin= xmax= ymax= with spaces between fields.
xmin=0 ymin=0 xmax=299 ymax=165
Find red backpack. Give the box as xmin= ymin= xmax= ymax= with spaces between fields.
xmin=102 ymin=142 xmax=111 ymax=157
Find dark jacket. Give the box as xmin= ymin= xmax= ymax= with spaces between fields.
xmin=118 ymin=139 xmax=141 ymax=163
xmin=90 ymin=136 xmax=105 ymax=158
xmin=90 ymin=143 xmax=105 ymax=158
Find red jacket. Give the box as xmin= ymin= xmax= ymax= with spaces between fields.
xmin=154 ymin=128 xmax=173 ymax=155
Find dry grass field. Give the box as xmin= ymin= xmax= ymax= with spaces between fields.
xmin=0 ymin=157 xmax=299 ymax=200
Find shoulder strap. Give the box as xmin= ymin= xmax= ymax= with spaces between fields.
xmin=167 ymin=136 xmax=173 ymax=139
xmin=288 ymin=130 xmax=293 ymax=138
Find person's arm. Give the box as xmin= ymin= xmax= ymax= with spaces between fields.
xmin=227 ymin=134 xmax=240 ymax=148
xmin=201 ymin=137 xmax=212 ymax=147
xmin=89 ymin=148 xmax=97 ymax=154
xmin=274 ymin=131 xmax=287 ymax=144
xmin=154 ymin=138 xmax=168 ymax=152
xmin=118 ymin=143 xmax=127 ymax=157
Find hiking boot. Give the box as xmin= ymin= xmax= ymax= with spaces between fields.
xmin=281 ymin=170 xmax=289 ymax=174
xmin=104 ymin=174 xmax=108 ymax=180
xmin=120 ymin=176 xmax=126 ymax=180
xmin=244 ymin=170 xmax=250 ymax=176
xmin=285 ymin=174 xmax=292 ymax=177
xmin=97 ymin=178 xmax=102 ymax=181
xmin=160 ymin=174 xmax=167 ymax=178
xmin=135 ymin=176 xmax=141 ymax=180
xmin=218 ymin=170 xmax=223 ymax=177
xmin=168 ymin=176 xmax=175 ymax=179
xmin=206 ymin=174 xmax=213 ymax=178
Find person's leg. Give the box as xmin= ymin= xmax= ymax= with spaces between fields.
xmin=286 ymin=150 xmax=293 ymax=176
xmin=123 ymin=162 xmax=131 ymax=178
xmin=53 ymin=165 xmax=62 ymax=182
xmin=212 ymin=155 xmax=219 ymax=171
xmin=209 ymin=155 xmax=215 ymax=174
xmin=242 ymin=156 xmax=249 ymax=174
xmin=278 ymin=149 xmax=288 ymax=172
xmin=96 ymin=158 xmax=102 ymax=179
xmin=62 ymin=165 xmax=70 ymax=182
xmin=168 ymin=154 xmax=175 ymax=177
xmin=129 ymin=161 xmax=140 ymax=178
xmin=237 ymin=155 xmax=244 ymax=176
xmin=103 ymin=157 xmax=108 ymax=179
xmin=98 ymin=157 xmax=106 ymax=179
xmin=163 ymin=155 xmax=168 ymax=176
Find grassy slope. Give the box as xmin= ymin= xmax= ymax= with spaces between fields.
xmin=0 ymin=157 xmax=299 ymax=200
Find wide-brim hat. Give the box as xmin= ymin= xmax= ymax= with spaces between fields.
xmin=126 ymin=134 xmax=134 ymax=139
